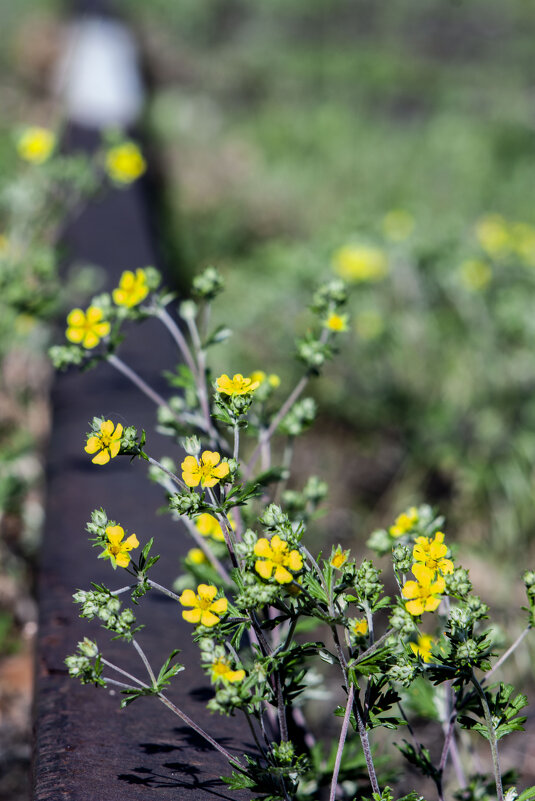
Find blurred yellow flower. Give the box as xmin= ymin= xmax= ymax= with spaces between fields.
xmin=195 ymin=512 xmax=234 ymax=542
xmin=390 ymin=506 xmax=419 ymax=538
xmin=85 ymin=420 xmax=123 ymax=465
xmin=382 ymin=209 xmax=414 ymax=242
xmin=475 ymin=214 xmax=510 ymax=257
xmin=410 ymin=633 xmax=436 ymax=662
xmin=216 ymin=373 xmax=260 ymax=395
xmin=103 ymin=524 xmax=139 ymax=568
xmin=211 ymin=656 xmax=245 ymax=684
xmin=17 ymin=126 xmax=56 ymax=164
xmin=333 ymin=245 xmax=388 ymax=283
xmin=186 ymin=548 xmax=208 ymax=565
xmin=105 ymin=142 xmax=146 ymax=184
xmin=113 ymin=268 xmax=149 ymax=307
xmin=249 ymin=371 xmax=280 ymax=389
xmin=402 ymin=564 xmax=445 ymax=616
xmin=324 ymin=312 xmax=348 ymax=332
xmin=66 ymin=306 xmax=110 ymax=349
xmin=179 ymin=584 xmax=227 ymax=627
xmin=351 ymin=618 xmax=369 ymax=637
xmin=181 ymin=451 xmax=229 ymax=488
xmin=459 ymin=259 xmax=492 ymax=291
xmin=330 ymin=546 xmax=349 ymax=569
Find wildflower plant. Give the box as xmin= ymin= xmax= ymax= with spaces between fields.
xmin=58 ymin=266 xmax=535 ymax=801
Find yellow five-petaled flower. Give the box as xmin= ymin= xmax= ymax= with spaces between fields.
xmin=103 ymin=525 xmax=139 ymax=568
xmin=66 ymin=306 xmax=110 ymax=349
xmin=211 ymin=656 xmax=245 ymax=684
xmin=105 ymin=142 xmax=146 ymax=184
xmin=216 ymin=373 xmax=260 ymax=396
xmin=85 ymin=420 xmax=123 ymax=465
xmin=410 ymin=633 xmax=436 ymax=663
xmin=17 ymin=126 xmax=56 ymax=164
xmin=112 ymin=268 xmax=149 ymax=308
xmin=413 ymin=532 xmax=454 ymax=576
xmin=390 ymin=506 xmax=419 ymax=538
xmin=195 ymin=512 xmax=234 ymax=542
xmin=330 ymin=546 xmax=349 ymax=569
xmin=402 ymin=563 xmax=445 ymax=617
xmin=254 ymin=534 xmax=303 ymax=584
xmin=181 ymin=451 xmax=229 ymax=488
xmin=179 ymin=584 xmax=228 ymax=627
xmin=324 ymin=313 xmax=348 ymax=332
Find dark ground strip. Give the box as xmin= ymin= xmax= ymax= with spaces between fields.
xmin=32 ymin=125 xmax=249 ymax=800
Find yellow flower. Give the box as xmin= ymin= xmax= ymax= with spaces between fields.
xmin=475 ymin=214 xmax=510 ymax=257
xmin=390 ymin=506 xmax=419 ymax=538
xmin=412 ymin=532 xmax=453 ymax=575
xmin=112 ymin=268 xmax=149 ymax=308
xmin=195 ymin=512 xmax=234 ymax=542
xmin=382 ymin=209 xmax=414 ymax=241
xmin=459 ymin=259 xmax=492 ymax=291
xmin=410 ymin=633 xmax=436 ymax=663
xmin=85 ymin=420 xmax=123 ymax=465
xmin=324 ymin=312 xmax=349 ymax=332
xmin=179 ymin=584 xmax=227 ymax=627
xmin=186 ymin=548 xmax=208 ymax=565
xmin=181 ymin=451 xmax=229 ymax=488
xmin=216 ymin=373 xmax=260 ymax=395
xmin=249 ymin=371 xmax=281 ymax=389
xmin=105 ymin=142 xmax=146 ymax=184
xmin=102 ymin=524 xmax=139 ymax=568
xmin=402 ymin=563 xmax=446 ymax=616
xmin=330 ymin=546 xmax=349 ymax=569
xmin=332 ymin=245 xmax=388 ymax=283
xmin=66 ymin=306 xmax=110 ymax=349
xmin=351 ymin=618 xmax=369 ymax=637
xmin=210 ymin=655 xmax=245 ymax=684
xmin=355 ymin=309 xmax=384 ymax=341
xmin=254 ymin=535 xmax=303 ymax=584
xmin=17 ymin=126 xmax=55 ymax=164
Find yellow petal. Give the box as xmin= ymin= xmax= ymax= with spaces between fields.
xmin=201 ymin=474 xmax=220 ymax=488
xmin=210 ymin=598 xmax=228 ymax=615
xmin=84 ymin=436 xmax=101 ymax=454
xmin=200 ymin=610 xmax=220 ymax=627
xmin=106 ymin=526 xmax=125 ymax=546
xmin=92 ymin=450 xmax=110 ymax=465
xmin=115 ymin=552 xmax=130 ymax=568
xmin=86 ymin=306 xmax=103 ymax=323
xmin=424 ymin=596 xmax=442 ymax=613
xmin=183 ymin=472 xmax=201 ymax=488
xmin=109 ymin=440 xmax=121 ymax=458
xmin=412 ymin=563 xmax=435 ymax=586
xmin=226 ymin=669 xmax=245 ymax=683
xmin=212 ymin=462 xmax=230 ymax=479
xmin=254 ymin=538 xmax=273 ymax=559
xmin=94 ymin=322 xmax=111 ymax=338
xmin=274 ymin=565 xmax=293 ymax=584
xmin=83 ymin=331 xmax=100 ymax=349
xmin=179 ymin=589 xmax=197 ymax=607
xmin=287 ymin=550 xmax=303 ymax=571
xmin=197 ymin=584 xmax=217 ymax=600
xmin=406 ymin=599 xmax=424 ymax=616
xmin=66 ymin=327 xmax=84 ymax=344
xmin=201 ymin=451 xmax=220 ymax=467
xmin=182 ymin=608 xmax=202 ymax=624
xmin=255 ymin=559 xmax=274 ymax=580
xmin=402 ymin=580 xmax=420 ymax=600
xmin=100 ymin=420 xmax=115 ymax=437
xmin=124 ymin=534 xmax=139 ymax=551
xmin=67 ymin=308 xmax=85 ymax=327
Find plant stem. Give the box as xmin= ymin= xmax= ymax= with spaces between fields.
xmin=145 ymin=455 xmax=185 ymax=489
xmin=156 ymin=306 xmax=198 ymax=379
xmin=185 ymin=315 xmax=219 ymax=448
xmin=100 ymin=657 xmax=148 ymax=688
xmin=330 ymin=683 xmax=355 ymax=801
xmin=107 ymin=353 xmax=178 ymax=419
xmin=146 ymin=578 xmax=182 ymax=603
xmin=181 ymin=516 xmax=232 ymax=584
xmin=132 ymin=638 xmax=157 ymax=686
xmin=471 ymin=672 xmax=503 ymax=801
xmin=158 ymin=691 xmax=242 ymax=767
xmin=275 ymin=672 xmax=288 ymax=741
xmin=486 ymin=625 xmax=531 ymax=680
xmin=233 ymin=424 xmax=240 ymax=462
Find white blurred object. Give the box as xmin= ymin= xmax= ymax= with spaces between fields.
xmin=54 ymin=16 xmax=144 ymax=127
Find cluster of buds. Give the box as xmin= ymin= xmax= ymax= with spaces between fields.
xmin=73 ymin=588 xmax=138 ymax=641
xmin=65 ymin=639 xmax=106 ymax=686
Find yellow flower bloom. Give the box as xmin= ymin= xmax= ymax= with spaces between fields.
xmin=330 ymin=547 xmax=349 ymax=569
xmin=324 ymin=312 xmax=349 ymax=332
xmin=332 ymin=245 xmax=388 ymax=283
xmin=179 ymin=584 xmax=227 ymax=627
xmin=351 ymin=618 xmax=369 ymax=637
xmin=211 ymin=655 xmax=245 ymax=684
xmin=475 ymin=214 xmax=510 ymax=257
xmin=459 ymin=259 xmax=492 ymax=291
xmin=112 ymin=268 xmax=149 ymax=308
xmin=412 ymin=532 xmax=453 ymax=575
xmin=216 ymin=373 xmax=260 ymax=395
xmin=410 ymin=633 xmax=436 ymax=663
xmin=17 ymin=126 xmax=56 ymax=164
xmin=181 ymin=451 xmax=229 ymax=488
xmin=249 ymin=371 xmax=281 ymax=389
xmin=382 ymin=209 xmax=415 ymax=242
xmin=402 ymin=563 xmax=446 ymax=616
xmin=254 ymin=534 xmax=303 ymax=584
xmin=85 ymin=420 xmax=123 ymax=465
xmin=103 ymin=524 xmax=139 ymax=568
xmin=66 ymin=306 xmax=110 ymax=349
xmin=186 ymin=548 xmax=208 ymax=565
xmin=195 ymin=512 xmax=234 ymax=542
xmin=390 ymin=506 xmax=419 ymax=538
xmin=105 ymin=142 xmax=146 ymax=184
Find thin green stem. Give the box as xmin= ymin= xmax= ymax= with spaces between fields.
xmin=156 ymin=306 xmax=198 ymax=379
xmin=471 ymin=672 xmax=503 ymax=801
xmin=107 ymin=353 xmax=178 ymax=420
xmin=146 ymin=455 xmax=186 ymax=489
xmin=486 ymin=625 xmax=531 ymax=680
xmin=100 ymin=657 xmax=148 ymax=688
xmin=146 ymin=578 xmax=182 ymax=603
xmin=132 ymin=638 xmax=157 ymax=687
xmin=330 ymin=683 xmax=355 ymax=801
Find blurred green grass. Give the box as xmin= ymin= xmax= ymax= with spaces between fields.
xmin=119 ymin=0 xmax=535 ymax=569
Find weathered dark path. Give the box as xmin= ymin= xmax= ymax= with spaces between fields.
xmin=32 ymin=126 xmax=249 ymax=800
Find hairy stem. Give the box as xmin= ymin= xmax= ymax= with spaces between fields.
xmin=132 ymin=638 xmax=157 ymax=686
xmin=146 ymin=578 xmax=182 ymax=603
xmin=471 ymin=672 xmax=503 ymax=801
xmin=330 ymin=683 xmax=355 ymax=801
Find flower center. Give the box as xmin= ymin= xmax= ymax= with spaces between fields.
xmin=198 ymin=594 xmax=214 ymax=610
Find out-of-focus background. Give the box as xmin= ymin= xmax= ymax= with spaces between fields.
xmin=2 ymin=1 xmax=535 ymax=797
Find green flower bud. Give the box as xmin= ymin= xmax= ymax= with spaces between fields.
xmin=366 ymin=528 xmax=392 ymax=556
xmin=392 ymin=545 xmax=412 ymax=572
xmin=389 ymin=659 xmax=417 ymax=687
xmin=445 ymin=567 xmax=472 ymax=599
xmin=179 ymin=300 xmax=197 ymax=321
xmin=192 ymin=266 xmax=224 ymax=301
xmin=182 ymin=435 xmax=201 ymax=457
xmin=169 ymin=491 xmax=203 ymax=516
xmin=389 ymin=605 xmax=416 ymax=636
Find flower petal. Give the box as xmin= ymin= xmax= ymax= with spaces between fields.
xmin=92 ymin=450 xmax=110 ymax=465
xmin=200 ymin=610 xmax=220 ymax=627
xmin=124 ymin=534 xmax=139 ymax=551
xmin=274 ymin=565 xmax=293 ymax=584
xmin=182 ymin=608 xmax=202 ymax=624
xmin=201 ymin=451 xmax=221 ymax=467
xmin=106 ymin=526 xmax=125 ymax=546
xmin=109 ymin=440 xmax=121 ymax=458
xmin=401 ymin=580 xmax=420 ymax=600
xmin=254 ymin=539 xmax=272 ymax=558
xmin=210 ymin=598 xmax=228 ymax=615
xmin=85 ymin=436 xmax=101 ymax=454
xmin=179 ymin=589 xmax=197 ymax=607
xmin=287 ymin=550 xmax=303 ymax=571
xmin=66 ymin=327 xmax=84 ymax=344
xmin=197 ymin=584 xmax=217 ymax=600
xmin=255 ymin=559 xmax=274 ymax=580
